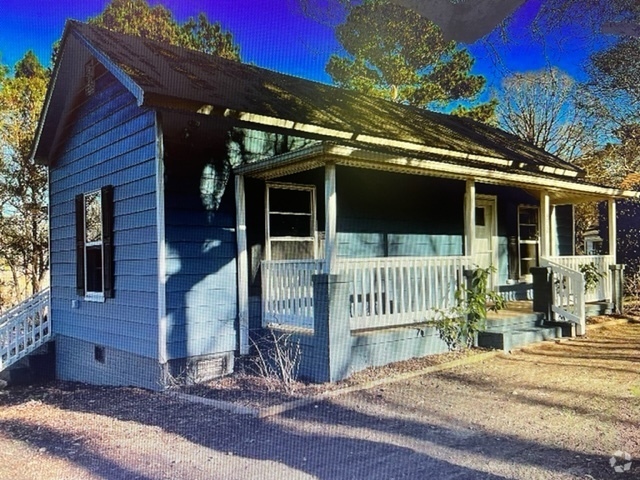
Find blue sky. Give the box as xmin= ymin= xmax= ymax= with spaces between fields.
xmin=0 ymin=0 xmax=603 ymax=93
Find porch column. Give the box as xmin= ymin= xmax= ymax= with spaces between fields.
xmin=540 ymin=191 xmax=551 ymax=258
xmin=464 ymin=180 xmax=476 ymax=257
xmin=550 ymin=204 xmax=557 ymax=256
xmin=324 ymin=163 xmax=337 ymax=274
xmin=235 ymin=174 xmax=249 ymax=355
xmin=608 ymin=199 xmax=617 ymax=263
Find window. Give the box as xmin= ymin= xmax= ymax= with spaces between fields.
xmin=266 ymin=183 xmax=316 ymax=260
xmin=75 ymin=186 xmax=114 ymax=300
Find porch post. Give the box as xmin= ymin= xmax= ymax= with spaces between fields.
xmin=324 ymin=163 xmax=337 ymax=274
xmin=540 ymin=191 xmax=551 ymax=258
xmin=550 ymin=204 xmax=557 ymax=256
xmin=608 ymin=199 xmax=617 ymax=263
xmin=235 ymin=174 xmax=249 ymax=355
xmin=464 ymin=180 xmax=476 ymax=257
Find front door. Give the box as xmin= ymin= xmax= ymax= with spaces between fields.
xmin=475 ymin=196 xmax=498 ymax=288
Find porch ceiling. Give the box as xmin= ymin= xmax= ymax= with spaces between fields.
xmin=235 ymin=143 xmax=640 ymax=204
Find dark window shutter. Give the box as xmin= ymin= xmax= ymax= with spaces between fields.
xmin=101 ymin=185 xmax=115 ymax=298
xmin=75 ymin=194 xmax=85 ymax=296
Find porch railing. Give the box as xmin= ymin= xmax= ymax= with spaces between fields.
xmin=0 ymin=288 xmax=51 ymax=372
xmin=261 ymin=256 xmax=471 ymax=331
xmin=540 ymin=259 xmax=586 ymax=335
xmin=544 ymin=255 xmax=613 ymax=303
xmin=262 ymin=259 xmax=324 ymax=329
xmin=337 ymin=256 xmax=471 ymax=330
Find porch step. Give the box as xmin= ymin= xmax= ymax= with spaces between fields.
xmin=483 ymin=311 xmax=545 ymax=332
xmin=585 ymin=301 xmax=614 ymax=317
xmin=477 ymin=325 xmax=563 ymax=352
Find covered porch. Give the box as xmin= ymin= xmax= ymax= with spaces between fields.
xmin=233 ymin=142 xmax=632 ymax=374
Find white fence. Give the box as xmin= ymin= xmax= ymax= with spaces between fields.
xmin=0 ymin=288 xmax=51 ymax=372
xmin=540 ymin=259 xmax=586 ymax=335
xmin=545 ymin=255 xmax=613 ymax=303
xmin=261 ymin=256 xmax=471 ymax=331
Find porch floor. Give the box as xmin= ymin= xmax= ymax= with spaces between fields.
xmin=486 ymin=300 xmax=536 ymax=319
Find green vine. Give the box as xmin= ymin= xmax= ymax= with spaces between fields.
xmin=579 ymin=262 xmax=603 ymax=294
xmin=429 ymin=266 xmax=506 ymax=351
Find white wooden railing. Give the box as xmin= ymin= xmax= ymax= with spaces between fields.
xmin=261 ymin=256 xmax=472 ymax=331
xmin=545 ymin=255 xmax=613 ymax=303
xmin=0 ymin=288 xmax=51 ymax=372
xmin=540 ymin=259 xmax=586 ymax=336
xmin=337 ymin=256 xmax=471 ymax=330
xmin=262 ymin=259 xmax=324 ymax=329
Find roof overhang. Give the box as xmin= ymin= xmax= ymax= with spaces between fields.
xmin=235 ymin=143 xmax=640 ymax=204
xmin=153 ymin=97 xmax=583 ymax=180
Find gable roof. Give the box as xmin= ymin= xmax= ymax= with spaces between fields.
xmin=33 ymin=20 xmax=585 ymax=180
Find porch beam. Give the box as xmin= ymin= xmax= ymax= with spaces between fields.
xmin=464 ymin=180 xmax=476 ymax=257
xmin=540 ymin=191 xmax=551 ymax=258
xmin=608 ymin=199 xmax=617 ymax=262
xmin=235 ymin=174 xmax=249 ymax=355
xmin=324 ymin=163 xmax=338 ymax=274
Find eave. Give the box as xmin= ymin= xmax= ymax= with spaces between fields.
xmin=235 ymin=143 xmax=640 ymax=204
xmin=148 ymin=95 xmax=582 ymax=181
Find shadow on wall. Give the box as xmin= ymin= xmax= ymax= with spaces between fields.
xmin=163 ymin=141 xmax=238 ymax=372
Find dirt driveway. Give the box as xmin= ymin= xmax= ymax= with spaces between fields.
xmin=1 ymin=321 xmax=639 ymax=480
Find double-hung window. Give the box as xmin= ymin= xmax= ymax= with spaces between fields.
xmin=75 ymin=186 xmax=114 ymax=300
xmin=266 ymin=183 xmax=317 ymax=260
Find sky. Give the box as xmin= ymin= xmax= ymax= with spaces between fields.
xmin=0 ymin=0 xmax=608 ymax=94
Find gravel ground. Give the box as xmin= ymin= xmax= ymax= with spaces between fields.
xmin=0 ymin=320 xmax=639 ymax=479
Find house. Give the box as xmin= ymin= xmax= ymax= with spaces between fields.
xmin=24 ymin=21 xmax=638 ymax=389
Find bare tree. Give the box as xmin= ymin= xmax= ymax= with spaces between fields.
xmin=496 ymin=68 xmax=598 ymax=162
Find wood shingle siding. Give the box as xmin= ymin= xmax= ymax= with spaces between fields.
xmin=48 ymin=73 xmax=159 ymax=360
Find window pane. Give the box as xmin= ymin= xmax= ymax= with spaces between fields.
xmin=85 ymin=192 xmax=102 ymax=243
xmin=270 ymin=213 xmax=311 ymax=237
xmin=86 ymin=245 xmax=103 ymax=293
xmin=475 ymin=207 xmax=485 ymax=226
xmin=269 ymin=188 xmax=311 ymax=213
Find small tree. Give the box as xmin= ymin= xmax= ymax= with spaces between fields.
xmin=431 ymin=266 xmax=505 ymax=351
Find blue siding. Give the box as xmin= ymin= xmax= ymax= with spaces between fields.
xmin=49 ymin=74 xmax=159 ymax=359
xmin=335 ymin=168 xmax=465 ymax=257
xmin=163 ymin=147 xmax=238 ymax=360
xmin=275 ymin=167 xmax=466 ymax=258
xmin=554 ymin=205 xmax=574 ymax=256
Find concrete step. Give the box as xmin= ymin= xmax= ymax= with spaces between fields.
xmin=483 ymin=312 xmax=545 ymax=332
xmin=478 ymin=325 xmax=563 ymax=352
xmin=585 ymin=301 xmax=614 ymax=317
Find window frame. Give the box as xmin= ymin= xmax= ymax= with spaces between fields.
xmin=265 ymin=182 xmax=317 ymax=261
xmin=75 ymin=185 xmax=114 ymax=301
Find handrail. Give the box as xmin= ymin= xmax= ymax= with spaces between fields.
xmin=0 ymin=288 xmax=51 ymax=371
xmin=540 ymin=258 xmax=586 ymax=335
xmin=545 ymin=255 xmax=613 ymax=302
